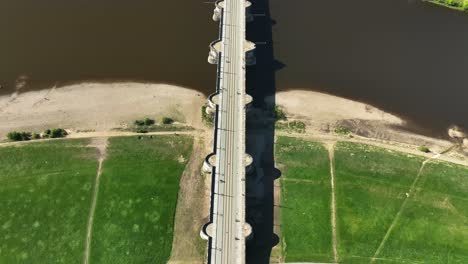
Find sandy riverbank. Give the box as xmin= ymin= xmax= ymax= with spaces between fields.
xmin=0 ymin=83 xmax=466 ymax=161
xmin=275 ymin=90 xmax=467 ymax=162
xmin=0 ymin=82 xmax=206 ymax=137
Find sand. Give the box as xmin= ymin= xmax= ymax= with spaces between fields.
xmin=1 ymin=84 xmax=465 ymax=161
xmin=0 ymin=82 xmax=205 ymax=138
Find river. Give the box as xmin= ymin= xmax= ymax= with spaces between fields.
xmin=1 ymin=0 xmax=467 ymax=136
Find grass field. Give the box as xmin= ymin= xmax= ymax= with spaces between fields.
xmin=0 ymin=139 xmax=99 ymax=263
xmin=277 ymin=137 xmax=468 ymax=263
xmin=276 ymin=136 xmax=333 ymax=262
xmin=90 ymin=135 xmax=193 ymax=263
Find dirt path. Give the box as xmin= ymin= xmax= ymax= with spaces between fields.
xmin=83 ymin=137 xmax=109 ymax=264
xmin=167 ymin=135 xmax=210 ymax=264
xmin=370 ymin=151 xmax=443 ymax=262
xmin=326 ymin=142 xmax=339 ymax=263
xmin=277 ymin=131 xmax=468 ymax=167
xmin=270 ymin=176 xmax=284 ymax=263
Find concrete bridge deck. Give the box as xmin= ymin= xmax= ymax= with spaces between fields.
xmin=202 ymin=0 xmax=254 ymax=263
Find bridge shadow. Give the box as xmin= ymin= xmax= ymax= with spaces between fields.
xmin=245 ymin=0 xmax=283 ymax=263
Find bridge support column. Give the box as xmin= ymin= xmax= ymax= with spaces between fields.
xmin=245 ymin=153 xmax=254 ymax=175
xmin=201 ymin=222 xmax=214 ymax=240
xmin=212 ymin=0 xmax=225 ymax=22
xmin=208 ymin=40 xmax=222 ymax=65
xmin=206 ymin=93 xmax=220 ymax=115
xmin=203 ymin=153 xmax=217 ymax=174
xmin=244 ymin=40 xmax=256 ymax=66
xmin=244 ymin=223 xmax=253 ymax=241
xmin=245 ymin=1 xmax=253 ymax=23
xmin=244 ymin=94 xmax=253 ymax=110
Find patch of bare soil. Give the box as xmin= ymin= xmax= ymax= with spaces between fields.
xmin=168 ymin=136 xmax=211 ymax=264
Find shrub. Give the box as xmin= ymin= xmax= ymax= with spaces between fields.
xmin=136 ymin=129 xmax=148 ymax=133
xmin=288 ymin=121 xmax=306 ymax=133
xmin=50 ymin=128 xmax=68 ymax=138
xmin=419 ymin=146 xmax=431 ymax=153
xmin=274 ymin=106 xmax=287 ymax=121
xmin=7 ymin=131 xmax=31 ymax=141
xmin=335 ymin=126 xmax=351 ymax=135
xmin=32 ymin=133 xmax=41 ymax=139
xmin=161 ymin=117 xmax=174 ymax=125
xmin=134 ymin=120 xmax=144 ymax=126
xmin=144 ymin=118 xmax=155 ymax=126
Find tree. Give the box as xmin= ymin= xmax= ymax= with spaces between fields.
xmin=161 ymin=117 xmax=174 ymax=125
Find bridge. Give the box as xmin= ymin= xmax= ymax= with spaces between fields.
xmin=200 ymin=0 xmax=256 ymax=263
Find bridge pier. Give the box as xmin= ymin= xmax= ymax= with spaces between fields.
xmin=244 ymin=41 xmax=256 ymax=66
xmin=208 ymin=41 xmax=222 ymax=65
xmin=202 ymin=153 xmax=217 ymax=174
xmin=213 ymin=1 xmax=253 ymax=22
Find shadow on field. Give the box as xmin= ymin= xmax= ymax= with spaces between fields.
xmin=245 ymin=0 xmax=283 ymax=263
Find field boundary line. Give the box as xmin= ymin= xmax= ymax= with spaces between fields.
xmin=83 ymin=138 xmax=108 ymax=264
xmin=370 ymin=152 xmax=441 ymax=262
xmin=327 ymin=142 xmax=339 ymax=263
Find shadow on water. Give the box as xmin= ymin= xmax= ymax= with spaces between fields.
xmin=245 ymin=0 xmax=282 ymax=263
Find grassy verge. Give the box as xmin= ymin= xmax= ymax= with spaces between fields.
xmin=276 ymin=136 xmax=333 ymax=262
xmin=0 ymin=140 xmax=99 ymax=263
xmin=90 ymin=135 xmax=193 ymax=263
xmin=113 ymin=124 xmax=193 ymax=133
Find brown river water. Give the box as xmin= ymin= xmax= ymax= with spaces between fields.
xmin=1 ymin=0 xmax=468 ymax=136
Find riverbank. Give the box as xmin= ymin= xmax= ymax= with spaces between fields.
xmin=0 ymin=82 xmax=206 ymax=138
xmin=1 ymin=83 xmax=466 ymax=163
xmin=423 ymin=0 xmax=468 ymax=12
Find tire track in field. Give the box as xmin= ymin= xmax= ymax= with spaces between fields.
xmin=83 ymin=137 xmax=108 ymax=264
xmin=327 ymin=142 xmax=339 ymax=263
xmin=370 ymin=152 xmax=442 ymax=263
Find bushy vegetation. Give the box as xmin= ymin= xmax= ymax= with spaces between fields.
xmin=161 ymin=117 xmax=174 ymax=125
xmin=6 ymin=128 xmax=67 ymax=141
xmin=134 ymin=118 xmax=155 ymax=126
xmin=91 ymin=135 xmax=193 ymax=263
xmin=7 ymin=131 xmax=32 ymax=141
xmin=274 ymin=106 xmax=287 ymax=121
xmin=428 ymin=0 xmax=468 ymax=11
xmin=419 ymin=145 xmax=431 ymax=153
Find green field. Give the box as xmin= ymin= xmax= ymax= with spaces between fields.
xmin=276 ymin=136 xmax=333 ymax=262
xmin=0 ymin=135 xmax=193 ymax=264
xmin=277 ymin=137 xmax=468 ymax=263
xmin=0 ymin=140 xmax=99 ymax=263
xmin=90 ymin=135 xmax=192 ymax=263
